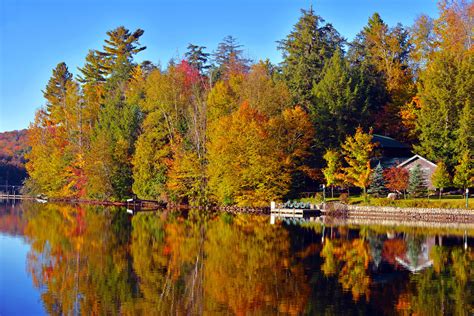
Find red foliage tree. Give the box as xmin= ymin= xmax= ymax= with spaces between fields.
xmin=383 ymin=166 xmax=409 ymax=195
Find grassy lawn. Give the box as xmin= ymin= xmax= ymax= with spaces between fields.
xmin=298 ymin=195 xmax=472 ymax=209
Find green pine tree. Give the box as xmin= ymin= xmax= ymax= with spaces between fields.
xmin=414 ymin=51 xmax=473 ymax=169
xmin=278 ymin=7 xmax=344 ymax=107
xmin=311 ymin=49 xmax=380 ymax=151
xmin=368 ymin=162 xmax=386 ymax=197
xmin=408 ymin=164 xmax=428 ymax=197
xmin=43 ymin=62 xmax=73 ymax=123
xmin=185 ymin=43 xmax=210 ymax=75
xmin=86 ymin=26 xmax=146 ymax=200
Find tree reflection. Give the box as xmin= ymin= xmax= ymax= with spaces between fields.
xmin=24 ymin=203 xmax=133 ymax=315
xmin=320 ymin=236 xmax=371 ymax=301
xmin=397 ymin=247 xmax=473 ymax=315
xmin=204 ymin=214 xmax=310 ymax=315
xmin=16 ymin=203 xmax=473 ymax=315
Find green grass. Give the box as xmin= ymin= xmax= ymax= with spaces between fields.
xmin=349 ymin=195 xmax=472 ymax=209
xmin=296 ymin=194 xmax=472 ymax=209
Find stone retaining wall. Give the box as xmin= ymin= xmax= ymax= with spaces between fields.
xmin=322 ymin=202 xmax=474 ymax=223
xmin=345 ymin=204 xmax=474 ymax=216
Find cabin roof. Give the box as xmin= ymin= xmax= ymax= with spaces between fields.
xmin=372 ymin=134 xmax=410 ymax=149
xmin=397 ymin=154 xmax=437 ymax=168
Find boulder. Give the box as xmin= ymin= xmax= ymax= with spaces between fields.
xmin=387 ymin=193 xmax=398 ymax=200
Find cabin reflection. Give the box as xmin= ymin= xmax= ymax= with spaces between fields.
xmin=395 ymin=236 xmax=435 ymax=273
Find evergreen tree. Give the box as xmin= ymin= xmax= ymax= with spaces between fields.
xmin=414 ymin=51 xmax=473 ymax=169
xmin=431 ymin=161 xmax=451 ymax=199
xmin=368 ymin=162 xmax=386 ymax=197
xmin=86 ymin=26 xmax=146 ymax=199
xmin=100 ymin=26 xmax=146 ymax=71
xmin=408 ymin=164 xmax=427 ymax=197
xmin=77 ymin=50 xmax=107 ymax=84
xmin=453 ymin=151 xmax=473 ymax=191
xmin=43 ymin=62 xmax=73 ymax=123
xmin=185 ymin=43 xmax=210 ymax=75
xmin=213 ymin=35 xmax=250 ymax=77
xmin=311 ymin=49 xmax=366 ymax=149
xmin=278 ymin=7 xmax=344 ymax=107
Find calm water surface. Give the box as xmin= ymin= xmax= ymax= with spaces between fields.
xmin=0 ymin=201 xmax=472 ymax=315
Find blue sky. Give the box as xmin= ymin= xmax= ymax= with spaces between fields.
xmin=0 ymin=0 xmax=438 ymax=132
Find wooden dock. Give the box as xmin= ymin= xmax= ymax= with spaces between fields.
xmin=0 ymin=194 xmax=36 ymax=200
xmin=270 ymin=201 xmax=321 ymax=219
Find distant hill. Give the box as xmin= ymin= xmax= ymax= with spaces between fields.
xmin=0 ymin=129 xmax=29 ymax=186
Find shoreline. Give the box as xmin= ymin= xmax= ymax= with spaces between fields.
xmin=2 ymin=196 xmax=474 ymax=224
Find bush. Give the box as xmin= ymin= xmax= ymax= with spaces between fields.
xmin=339 ymin=193 xmax=349 ymax=204
xmin=314 ymin=192 xmax=324 ymax=203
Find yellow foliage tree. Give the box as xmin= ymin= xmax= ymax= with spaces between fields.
xmin=207 ymin=102 xmax=290 ymax=207
xmin=341 ymin=127 xmax=375 ymax=197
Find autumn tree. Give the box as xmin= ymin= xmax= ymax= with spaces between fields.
xmin=207 ymin=103 xmax=288 ymax=207
xmin=453 ymin=151 xmax=473 ymax=192
xmin=322 ymin=149 xmax=342 ymax=198
xmin=341 ymin=127 xmax=375 ymax=197
xmin=431 ymin=161 xmax=451 ymax=198
xmin=206 ymin=74 xmax=242 ymax=122
xmin=349 ymin=13 xmax=414 ymax=138
xmin=384 ymin=165 xmax=409 ymax=198
xmin=269 ymin=106 xmax=315 ymax=196
xmin=238 ymin=61 xmax=291 ymax=116
xmin=25 ymin=63 xmax=88 ymax=197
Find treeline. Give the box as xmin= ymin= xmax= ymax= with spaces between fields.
xmin=0 ymin=130 xmax=29 ymax=185
xmin=26 ymin=1 xmax=473 ymax=206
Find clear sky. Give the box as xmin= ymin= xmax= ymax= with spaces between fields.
xmin=0 ymin=0 xmax=438 ymax=132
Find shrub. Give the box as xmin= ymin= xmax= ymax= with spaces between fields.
xmin=339 ymin=193 xmax=349 ymax=204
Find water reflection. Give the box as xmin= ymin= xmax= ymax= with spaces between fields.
xmin=0 ymin=202 xmax=472 ymax=315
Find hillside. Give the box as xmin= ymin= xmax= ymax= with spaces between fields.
xmin=0 ymin=129 xmax=29 ymax=185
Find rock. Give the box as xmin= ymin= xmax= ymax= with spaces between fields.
xmin=387 ymin=193 xmax=398 ymax=200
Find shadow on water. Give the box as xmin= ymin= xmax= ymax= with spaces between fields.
xmin=0 ymin=200 xmax=473 ymax=315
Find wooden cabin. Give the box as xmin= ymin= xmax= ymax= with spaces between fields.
xmin=397 ymin=155 xmax=437 ymax=189
xmin=372 ymin=134 xmax=412 ymax=168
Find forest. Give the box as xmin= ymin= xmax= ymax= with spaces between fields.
xmin=25 ymin=0 xmax=473 ymax=206
xmin=0 ymin=129 xmax=28 ymax=185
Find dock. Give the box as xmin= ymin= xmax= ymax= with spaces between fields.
xmin=270 ymin=201 xmax=321 ymax=223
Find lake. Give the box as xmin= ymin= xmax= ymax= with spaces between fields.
xmin=0 ymin=201 xmax=472 ymax=315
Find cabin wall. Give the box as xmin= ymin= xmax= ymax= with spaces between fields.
xmin=400 ymin=159 xmax=436 ymax=189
